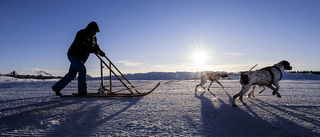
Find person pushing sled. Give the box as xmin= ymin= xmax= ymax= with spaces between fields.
xmin=52 ymin=21 xmax=105 ymax=96
xmin=53 ymin=21 xmax=160 ymax=97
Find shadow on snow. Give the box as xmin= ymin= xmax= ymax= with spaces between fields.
xmin=0 ymin=96 xmax=142 ymax=136
xmin=194 ymin=89 xmax=319 ymax=136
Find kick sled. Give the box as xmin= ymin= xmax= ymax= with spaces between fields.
xmin=60 ymin=54 xmax=160 ymax=98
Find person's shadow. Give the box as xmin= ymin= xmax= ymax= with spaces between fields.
xmin=0 ymin=96 xmax=142 ymax=137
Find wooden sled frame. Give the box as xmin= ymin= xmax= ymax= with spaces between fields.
xmin=60 ymin=54 xmax=160 ymax=97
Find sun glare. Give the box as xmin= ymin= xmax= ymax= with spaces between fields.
xmin=193 ymin=51 xmax=207 ymax=65
xmin=184 ymin=28 xmax=214 ymax=70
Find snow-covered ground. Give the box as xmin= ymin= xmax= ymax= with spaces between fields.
xmin=0 ymin=76 xmax=319 ymax=136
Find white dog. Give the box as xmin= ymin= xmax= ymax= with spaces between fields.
xmin=195 ymin=73 xmax=230 ymax=91
xmin=232 ymin=60 xmax=292 ymax=107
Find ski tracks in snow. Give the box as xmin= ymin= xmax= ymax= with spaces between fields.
xmin=0 ymin=80 xmax=319 ymax=136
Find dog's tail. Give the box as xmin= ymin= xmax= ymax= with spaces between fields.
xmin=220 ymin=74 xmax=231 ymax=80
xmin=249 ymin=64 xmax=258 ymax=72
xmin=219 ymin=74 xmax=229 ymax=78
xmin=239 ymin=64 xmax=258 ymax=74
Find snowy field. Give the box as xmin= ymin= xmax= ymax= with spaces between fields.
xmin=0 ymin=76 xmax=320 ymax=136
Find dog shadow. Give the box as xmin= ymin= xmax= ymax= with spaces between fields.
xmin=193 ymin=89 xmax=314 ymax=136
xmin=194 ymin=90 xmax=218 ymax=135
xmin=251 ymin=99 xmax=320 ymax=136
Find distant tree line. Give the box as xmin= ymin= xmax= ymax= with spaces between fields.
xmin=289 ymin=71 xmax=320 ymax=75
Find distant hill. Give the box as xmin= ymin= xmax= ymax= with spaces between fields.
xmin=88 ymin=71 xmax=320 ymax=80
xmin=2 ymin=74 xmax=62 ymax=79
xmin=283 ymin=71 xmax=320 ymax=80
xmin=89 ymin=71 xmax=212 ymax=80
xmin=0 ymin=70 xmax=62 ymax=79
xmin=2 ymin=71 xmax=320 ymax=80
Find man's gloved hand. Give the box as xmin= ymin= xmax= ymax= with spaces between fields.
xmin=99 ymin=51 xmax=105 ymax=57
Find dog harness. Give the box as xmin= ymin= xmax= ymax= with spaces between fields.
xmin=274 ymin=65 xmax=283 ymax=80
xmin=261 ymin=65 xmax=282 ymax=85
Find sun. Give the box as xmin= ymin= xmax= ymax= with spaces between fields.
xmin=193 ymin=51 xmax=208 ymax=65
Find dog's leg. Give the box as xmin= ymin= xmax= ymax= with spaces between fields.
xmin=201 ymin=84 xmax=206 ymax=89
xmin=195 ymin=84 xmax=200 ymax=91
xmin=266 ymin=85 xmax=275 ymax=94
xmin=273 ymin=82 xmax=281 ymax=98
xmin=196 ymin=77 xmax=207 ymax=91
xmin=266 ymin=85 xmax=281 ymax=98
xmin=232 ymin=93 xmax=240 ymax=107
xmin=207 ymin=80 xmax=214 ymax=91
xmin=266 ymin=85 xmax=275 ymax=90
xmin=239 ymin=95 xmax=247 ymax=105
xmin=248 ymin=85 xmax=256 ymax=98
xmin=259 ymin=86 xmax=266 ymax=94
xmin=216 ymin=81 xmax=224 ymax=89
xmin=233 ymin=85 xmax=250 ymax=107
xmin=201 ymin=78 xmax=207 ymax=89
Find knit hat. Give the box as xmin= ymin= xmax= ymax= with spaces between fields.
xmin=86 ymin=21 xmax=100 ymax=32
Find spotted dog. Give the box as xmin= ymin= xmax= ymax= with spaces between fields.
xmin=195 ymin=73 xmax=230 ymax=91
xmin=232 ymin=60 xmax=292 ymax=107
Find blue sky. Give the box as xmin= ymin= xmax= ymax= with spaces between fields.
xmin=1 ymin=0 xmax=319 ymax=77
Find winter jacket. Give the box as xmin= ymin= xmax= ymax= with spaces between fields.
xmin=67 ymin=28 xmax=103 ymax=62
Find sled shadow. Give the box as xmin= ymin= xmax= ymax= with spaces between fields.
xmin=0 ymin=96 xmax=142 ymax=137
xmin=0 ymin=96 xmax=79 ymax=135
xmin=48 ymin=97 xmax=143 ymax=136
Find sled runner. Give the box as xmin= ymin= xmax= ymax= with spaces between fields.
xmin=60 ymin=54 xmax=160 ymax=98
xmin=59 ymin=85 xmax=159 ymax=97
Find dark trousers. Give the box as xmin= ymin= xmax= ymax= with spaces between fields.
xmin=52 ymin=55 xmax=87 ymax=93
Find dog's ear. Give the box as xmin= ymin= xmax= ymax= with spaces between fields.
xmin=282 ymin=60 xmax=292 ymax=70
